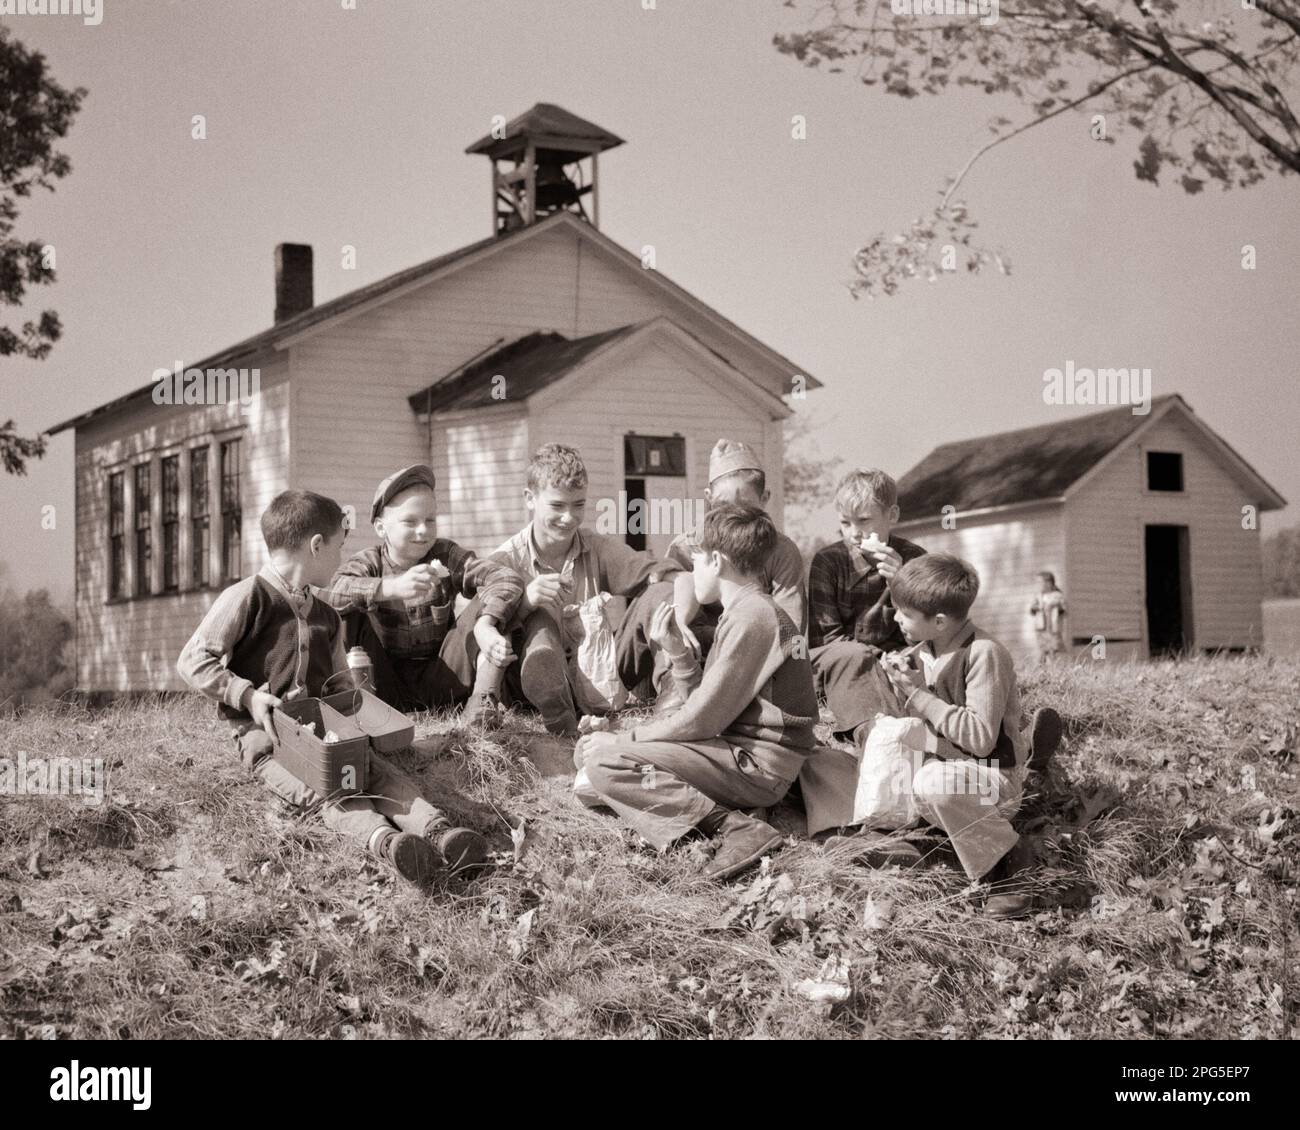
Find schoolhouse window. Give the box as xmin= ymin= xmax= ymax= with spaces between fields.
xmin=108 ymin=472 xmax=125 ymax=600
xmin=190 ymin=446 xmax=210 ymax=588
xmin=134 ymin=462 xmax=152 ymax=597
xmin=624 ymin=434 xmax=687 ymax=476
xmin=1147 ymin=451 xmax=1184 ymax=492
xmin=220 ymin=438 xmax=243 ymax=581
xmin=161 ymin=455 xmax=180 ymax=592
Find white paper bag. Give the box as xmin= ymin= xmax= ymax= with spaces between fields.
xmin=853 ymin=715 xmax=925 ymax=829
xmin=567 ymin=592 xmax=628 ymax=715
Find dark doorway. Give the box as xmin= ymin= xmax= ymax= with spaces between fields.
xmin=1145 ymin=525 xmax=1193 ymax=656
xmin=624 ymin=478 xmax=646 ymax=552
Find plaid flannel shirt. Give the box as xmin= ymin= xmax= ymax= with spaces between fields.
xmin=807 ymin=533 xmax=926 ymax=651
xmin=491 ymin=526 xmax=678 ymax=621
xmin=320 ymin=539 xmax=523 ymax=661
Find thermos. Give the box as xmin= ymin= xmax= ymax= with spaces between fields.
xmin=346 ymin=646 xmax=373 ymax=690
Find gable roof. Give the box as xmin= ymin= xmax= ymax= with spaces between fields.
xmin=895 ymin=394 xmax=1286 ymax=522
xmin=49 ymin=212 xmax=816 ymax=436
xmin=46 ymin=227 xmax=505 ymax=436
xmin=409 ymin=316 xmax=792 ymax=421
xmin=408 ymin=324 xmax=639 ymax=413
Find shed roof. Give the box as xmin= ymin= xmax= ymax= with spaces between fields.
xmin=895 ymin=394 xmax=1286 ymax=521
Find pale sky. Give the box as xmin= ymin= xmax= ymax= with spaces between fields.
xmin=2 ymin=0 xmax=1296 ymax=604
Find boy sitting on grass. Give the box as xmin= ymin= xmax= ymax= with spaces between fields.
xmin=880 ymin=554 xmax=1060 ymax=918
xmin=617 ymin=438 xmax=807 ymax=708
xmin=808 ymin=468 xmax=927 ymax=749
xmin=322 ymin=464 xmax=523 ymax=727
xmin=492 ymin=443 xmax=679 ymax=736
xmin=575 ymin=503 xmax=820 ymax=881
xmin=177 ymin=490 xmax=486 ymax=885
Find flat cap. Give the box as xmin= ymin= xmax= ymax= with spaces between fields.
xmin=371 ymin=464 xmax=437 ymax=523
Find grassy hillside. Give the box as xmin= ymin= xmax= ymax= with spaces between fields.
xmin=1 ymin=656 xmax=1296 ymax=1039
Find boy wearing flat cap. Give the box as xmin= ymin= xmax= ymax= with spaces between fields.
xmin=618 ymin=438 xmax=808 ymax=707
xmin=321 ymin=464 xmax=524 ymax=725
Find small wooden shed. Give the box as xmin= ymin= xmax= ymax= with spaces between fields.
xmin=893 ymin=395 xmax=1286 ymax=663
xmin=47 ymin=104 xmax=818 ymax=691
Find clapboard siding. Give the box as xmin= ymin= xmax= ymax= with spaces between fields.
xmin=572 ymin=239 xmax=795 ymax=399
xmin=74 ymin=356 xmax=290 ymax=690
xmin=430 ymin=407 xmax=531 ymax=555
xmin=1066 ymin=411 xmax=1265 ymax=652
xmin=529 ymin=335 xmax=772 ymax=552
xmin=894 ymin=505 xmax=1065 ymax=666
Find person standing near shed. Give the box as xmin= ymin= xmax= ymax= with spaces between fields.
xmin=1029 ymin=571 xmax=1067 ymax=662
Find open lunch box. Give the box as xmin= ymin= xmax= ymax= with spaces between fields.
xmin=269 ymin=688 xmax=416 ymax=797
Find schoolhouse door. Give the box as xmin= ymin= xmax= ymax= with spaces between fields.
xmin=623 ymin=434 xmax=688 ymax=559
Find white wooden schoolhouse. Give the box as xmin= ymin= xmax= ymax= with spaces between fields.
xmin=48 ymin=104 xmax=818 ymax=692
xmin=893 ymin=395 xmax=1286 ymax=664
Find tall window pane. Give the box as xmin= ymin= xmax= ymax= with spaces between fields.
xmin=220 ymin=439 xmax=242 ymax=582
xmin=191 ymin=446 xmax=210 ymax=588
xmin=134 ymin=463 xmax=152 ymax=597
xmin=162 ymin=455 xmax=180 ymax=592
xmin=108 ymin=472 xmax=125 ymax=600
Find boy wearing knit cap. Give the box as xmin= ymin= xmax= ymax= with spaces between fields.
xmin=321 ymin=464 xmax=524 ymax=726
xmin=617 ymin=438 xmax=807 ymax=704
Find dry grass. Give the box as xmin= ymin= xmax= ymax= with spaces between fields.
xmin=1 ymin=655 xmax=1297 ymax=1039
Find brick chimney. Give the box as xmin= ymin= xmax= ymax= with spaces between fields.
xmin=274 ymin=243 xmax=313 ymax=323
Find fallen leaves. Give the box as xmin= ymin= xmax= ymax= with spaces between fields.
xmin=793 ymin=953 xmax=852 ymax=1004
xmin=233 ymin=940 xmax=286 ymax=984
xmin=510 ymin=819 xmax=530 ymax=864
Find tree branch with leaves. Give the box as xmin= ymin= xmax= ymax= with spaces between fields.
xmin=774 ymin=0 xmax=1300 ymax=298
xmin=0 ymin=24 xmax=85 ymax=474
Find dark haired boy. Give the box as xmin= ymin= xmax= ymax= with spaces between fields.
xmin=859 ymin=554 xmax=1058 ymax=917
xmin=618 ymin=438 xmax=807 ymax=704
xmin=178 ymin=489 xmax=486 ymax=884
xmin=576 ymin=503 xmax=819 ymax=880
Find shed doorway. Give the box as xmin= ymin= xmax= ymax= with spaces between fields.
xmin=1145 ymin=524 xmax=1193 ymax=657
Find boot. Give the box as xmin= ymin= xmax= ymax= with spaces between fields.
xmin=424 ymin=811 xmax=488 ymax=871
xmin=700 ymin=808 xmax=785 ymax=881
xmin=521 ymin=647 xmax=579 ymax=736
xmin=823 ymin=828 xmax=923 ymax=869
xmin=461 ymin=691 xmax=502 ymax=730
xmin=372 ymin=828 xmax=437 ymax=886
xmin=1028 ymin=706 xmax=1063 ymax=772
xmin=982 ymin=835 xmax=1038 ymax=918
